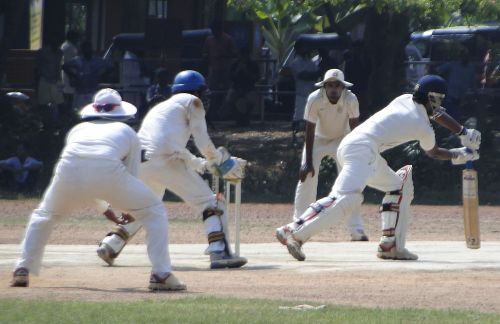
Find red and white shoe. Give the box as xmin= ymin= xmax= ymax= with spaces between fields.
xmin=275 ymin=225 xmax=292 ymax=245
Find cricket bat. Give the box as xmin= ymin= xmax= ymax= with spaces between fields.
xmin=462 ymin=160 xmax=480 ymax=249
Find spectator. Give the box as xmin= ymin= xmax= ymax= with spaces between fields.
xmin=223 ymin=47 xmax=260 ymax=126
xmin=0 ymin=144 xmax=43 ymax=196
xmin=35 ymin=38 xmax=64 ymax=126
xmin=202 ymin=21 xmax=237 ymax=120
xmin=284 ymin=43 xmax=320 ymax=143
xmin=436 ymin=47 xmax=480 ymax=120
xmin=62 ymin=40 xmax=109 ymax=111
xmin=60 ymin=30 xmax=80 ymax=111
xmin=146 ymin=67 xmax=171 ymax=109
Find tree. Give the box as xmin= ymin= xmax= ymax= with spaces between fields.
xmin=228 ymin=0 xmax=323 ymax=68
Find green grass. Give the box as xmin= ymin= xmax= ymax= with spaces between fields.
xmin=0 ymin=297 xmax=498 ymax=323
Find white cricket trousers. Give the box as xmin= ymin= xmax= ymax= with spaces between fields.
xmin=294 ymin=143 xmax=404 ymax=242
xmin=293 ymin=137 xmax=365 ymax=232
xmin=16 ymin=157 xmax=171 ymax=275
xmin=139 ymin=157 xmax=227 ymax=252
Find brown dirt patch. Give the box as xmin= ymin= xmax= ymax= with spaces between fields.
xmin=2 ymin=199 xmax=500 ymax=313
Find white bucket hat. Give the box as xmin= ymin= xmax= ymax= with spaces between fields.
xmin=80 ymin=88 xmax=137 ymax=120
xmin=315 ymin=69 xmax=353 ymax=87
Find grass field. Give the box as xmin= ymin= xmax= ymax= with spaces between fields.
xmin=2 ymin=297 xmax=500 ymax=324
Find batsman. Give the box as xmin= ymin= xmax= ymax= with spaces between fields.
xmin=277 ymin=75 xmax=481 ymax=261
xmin=97 ymin=70 xmax=247 ymax=269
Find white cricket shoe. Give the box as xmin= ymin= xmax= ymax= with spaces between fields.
xmin=287 ymin=235 xmax=306 ymax=261
xmin=377 ymin=243 xmax=418 ymax=260
xmin=351 ymin=229 xmax=369 ymax=241
xmin=148 ymin=272 xmax=187 ymax=291
xmin=275 ymin=225 xmax=292 ymax=245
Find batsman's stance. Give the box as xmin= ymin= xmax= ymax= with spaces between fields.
xmin=277 ymin=75 xmax=481 ymax=261
xmin=293 ymin=69 xmax=368 ymax=241
xmin=97 ymin=70 xmax=247 ymax=269
xmin=11 ymin=89 xmax=186 ymax=291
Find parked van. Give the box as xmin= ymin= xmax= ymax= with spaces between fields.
xmin=102 ymin=29 xmax=211 ymax=86
xmin=405 ymin=25 xmax=500 ymax=89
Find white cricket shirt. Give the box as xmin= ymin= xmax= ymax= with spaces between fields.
xmin=139 ymin=93 xmax=219 ymax=161
xmin=304 ymin=88 xmax=359 ymax=140
xmin=344 ymin=94 xmax=436 ymax=152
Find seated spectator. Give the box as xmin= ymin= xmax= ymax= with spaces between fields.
xmin=146 ymin=67 xmax=171 ymax=109
xmin=223 ymin=47 xmax=260 ymax=126
xmin=0 ymin=144 xmax=43 ymax=196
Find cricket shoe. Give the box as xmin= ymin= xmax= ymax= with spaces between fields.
xmin=11 ymin=267 xmax=29 ymax=287
xmin=351 ymin=229 xmax=369 ymax=241
xmin=210 ymin=251 xmax=248 ymax=269
xmin=287 ymin=235 xmax=306 ymax=261
xmin=275 ymin=225 xmax=292 ymax=245
xmin=148 ymin=273 xmax=187 ymax=291
xmin=96 ymin=243 xmax=116 ymax=266
xmin=377 ymin=243 xmax=418 ymax=260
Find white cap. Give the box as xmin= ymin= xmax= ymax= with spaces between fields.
xmin=315 ymin=69 xmax=353 ymax=87
xmin=80 ymin=88 xmax=137 ymax=120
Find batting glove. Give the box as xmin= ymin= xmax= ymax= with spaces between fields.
xmin=457 ymin=127 xmax=481 ymax=150
xmin=450 ymin=147 xmax=479 ymax=165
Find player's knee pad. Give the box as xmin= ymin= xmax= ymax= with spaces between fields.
xmin=380 ymin=165 xmax=414 ymax=251
xmin=293 ymin=193 xmax=363 ymax=242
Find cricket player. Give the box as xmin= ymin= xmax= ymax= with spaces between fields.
xmin=276 ymin=74 xmax=481 ymax=261
xmin=294 ymin=69 xmax=368 ymax=241
xmin=11 ymin=88 xmax=186 ymax=291
xmin=97 ymin=70 xmax=247 ymax=269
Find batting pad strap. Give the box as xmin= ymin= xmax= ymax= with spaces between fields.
xmin=202 ymin=207 xmax=224 ymax=221
xmin=379 ymin=203 xmax=400 ymax=212
xmin=208 ymin=231 xmax=225 ymax=243
xmin=383 ymin=228 xmax=396 ymax=237
xmin=109 ymin=226 xmax=130 ymax=242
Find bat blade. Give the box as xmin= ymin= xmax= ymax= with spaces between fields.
xmin=462 ymin=162 xmax=480 ymax=249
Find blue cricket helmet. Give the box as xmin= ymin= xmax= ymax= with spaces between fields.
xmin=171 ymin=70 xmax=207 ymax=93
xmin=414 ymin=74 xmax=447 ymax=96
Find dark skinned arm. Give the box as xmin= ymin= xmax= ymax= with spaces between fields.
xmin=425 ymin=145 xmax=454 ymax=160
xmin=299 ymin=121 xmax=316 ymax=182
xmin=349 ymin=117 xmax=360 ymax=130
xmin=432 ymin=111 xmax=463 ymax=134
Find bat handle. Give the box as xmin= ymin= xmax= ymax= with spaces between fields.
xmin=465 ymin=148 xmax=473 ymax=169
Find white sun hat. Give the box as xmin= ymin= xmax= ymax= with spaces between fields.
xmin=315 ymin=69 xmax=353 ymax=87
xmin=80 ymin=88 xmax=137 ymax=120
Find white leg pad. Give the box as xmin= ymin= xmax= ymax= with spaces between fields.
xmin=100 ymin=234 xmax=126 ymax=255
xmin=204 ymin=195 xmax=233 ymax=254
xmin=121 ymin=221 xmax=143 ymax=237
xmin=293 ymin=193 xmax=363 ymax=243
xmin=99 ymin=220 xmax=143 ymax=257
xmin=380 ymin=165 xmax=414 ymax=252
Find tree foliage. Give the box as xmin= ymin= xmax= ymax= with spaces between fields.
xmin=228 ymin=0 xmax=324 ymax=67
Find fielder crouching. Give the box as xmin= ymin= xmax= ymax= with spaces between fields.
xmin=276 ymin=75 xmax=481 ymax=261
xmin=97 ymin=70 xmax=247 ymax=269
xmin=11 ymin=89 xmax=186 ymax=291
